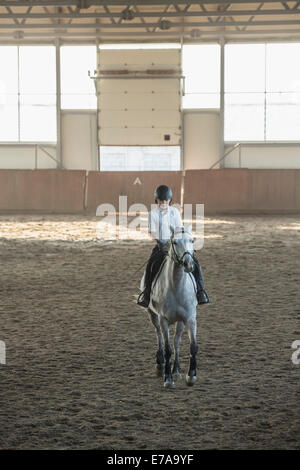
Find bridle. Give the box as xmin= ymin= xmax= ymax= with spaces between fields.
xmin=170 ymin=231 xmax=194 ymax=267
xmin=150 ymin=230 xmax=197 ymax=297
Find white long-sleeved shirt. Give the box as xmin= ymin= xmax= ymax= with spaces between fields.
xmin=148 ymin=205 xmax=183 ymax=242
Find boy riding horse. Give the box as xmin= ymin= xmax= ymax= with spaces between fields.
xmin=137 ymin=184 xmax=210 ymax=308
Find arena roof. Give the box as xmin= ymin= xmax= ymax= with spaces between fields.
xmin=0 ymin=1 xmax=300 ymax=43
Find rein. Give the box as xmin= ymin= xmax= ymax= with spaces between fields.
xmin=170 ymin=238 xmax=194 ymax=267
xmin=133 ymin=258 xmax=148 ymax=276
xmin=169 ymin=239 xmax=198 ymax=296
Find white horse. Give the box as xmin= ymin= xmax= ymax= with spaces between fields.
xmin=140 ymin=224 xmax=198 ymax=389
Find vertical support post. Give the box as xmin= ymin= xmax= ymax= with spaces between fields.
xmin=17 ymin=45 xmax=20 ymax=142
xmin=35 ymin=144 xmax=38 ymax=169
xmin=180 ymin=37 xmax=184 ymax=173
xmin=239 ymin=144 xmax=242 ymax=168
xmin=55 ymin=39 xmax=62 ymax=169
xmin=96 ymin=40 xmax=100 ymax=171
xmin=219 ymin=38 xmax=225 ymax=169
xmin=264 ymin=43 xmax=267 ymax=141
xmin=179 ymin=37 xmax=185 ymax=213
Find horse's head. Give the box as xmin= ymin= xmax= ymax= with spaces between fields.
xmin=170 ymin=224 xmax=195 ymax=273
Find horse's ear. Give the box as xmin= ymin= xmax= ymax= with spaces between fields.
xmin=185 ymin=224 xmax=192 ymax=233
xmin=170 ymin=225 xmax=175 ymax=237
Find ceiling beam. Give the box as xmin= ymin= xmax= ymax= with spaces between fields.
xmin=132 ymin=5 xmax=152 ymax=33
xmin=0 ymin=0 xmax=299 ymax=41
xmin=241 ymin=1 xmax=264 ymax=31
xmin=1 ymin=8 xmax=300 ymax=19
xmin=0 ymin=19 xmax=300 ymax=28
xmin=103 ymin=5 xmax=116 ymax=24
xmin=1 ymin=28 xmax=300 ymax=39
xmin=20 ymin=7 xmax=32 ymax=25
xmin=0 ymin=0 xmax=293 ymax=6
xmin=152 ymin=4 xmax=172 ymax=32
xmin=4 ymin=5 xmax=19 ymax=25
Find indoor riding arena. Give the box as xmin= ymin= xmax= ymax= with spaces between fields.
xmin=0 ymin=1 xmax=300 ymax=452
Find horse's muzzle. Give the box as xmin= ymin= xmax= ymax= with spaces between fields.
xmin=183 ymin=256 xmax=194 ymax=273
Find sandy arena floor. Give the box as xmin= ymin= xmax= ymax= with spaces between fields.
xmin=0 ymin=213 xmax=299 ymax=450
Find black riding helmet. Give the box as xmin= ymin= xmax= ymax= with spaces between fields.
xmin=154 ymin=185 xmax=172 ymax=203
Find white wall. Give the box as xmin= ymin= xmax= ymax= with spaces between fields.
xmin=61 ymin=111 xmax=98 ymax=170
xmin=0 ymin=145 xmax=57 ymax=169
xmin=0 ymin=112 xmax=98 ymax=170
xmin=225 ymin=144 xmax=300 ymax=169
xmin=183 ymin=111 xmax=220 ymax=169
xmin=1 ymin=111 xmax=299 ymax=171
xmin=183 ymin=110 xmax=300 ymax=170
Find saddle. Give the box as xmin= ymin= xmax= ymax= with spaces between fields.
xmin=150 ymin=257 xmax=168 ymax=291
xmin=149 ymin=256 xmax=197 ymax=296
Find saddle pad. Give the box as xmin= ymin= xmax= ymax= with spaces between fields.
xmin=151 ymin=257 xmax=168 ymax=291
xmin=188 ymin=272 xmax=197 ymax=295
xmin=151 ymin=259 xmax=197 ymax=295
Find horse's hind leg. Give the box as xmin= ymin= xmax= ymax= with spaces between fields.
xmin=148 ymin=309 xmax=164 ymax=375
xmin=186 ymin=319 xmax=198 ymax=387
xmin=172 ymin=321 xmax=185 ymax=379
xmin=159 ymin=316 xmax=174 ymax=389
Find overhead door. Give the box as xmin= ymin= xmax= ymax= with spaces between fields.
xmin=97 ymin=49 xmax=182 ymax=146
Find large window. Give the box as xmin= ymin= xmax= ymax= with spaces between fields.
xmin=19 ymin=46 xmax=56 ymax=141
xmin=225 ymin=43 xmax=300 ymax=141
xmin=0 ymin=46 xmax=56 ymax=142
xmin=266 ymin=43 xmax=300 ymax=140
xmin=100 ymin=146 xmax=180 ymax=171
xmin=60 ymin=46 xmax=97 ymax=110
xmin=0 ymin=47 xmax=18 ymax=141
xmin=225 ymin=44 xmax=265 ymax=141
xmin=182 ymin=45 xmax=220 ymax=109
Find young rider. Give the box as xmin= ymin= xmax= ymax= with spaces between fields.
xmin=137 ymin=184 xmax=210 ymax=308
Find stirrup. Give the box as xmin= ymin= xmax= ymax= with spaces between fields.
xmin=197 ymin=289 xmax=210 ymax=304
xmin=137 ymin=290 xmax=150 ymax=308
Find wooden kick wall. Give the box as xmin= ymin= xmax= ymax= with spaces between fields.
xmin=0 ymin=169 xmax=299 ymax=214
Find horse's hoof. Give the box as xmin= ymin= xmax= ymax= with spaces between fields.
xmin=173 ymin=371 xmax=183 ymax=380
xmin=185 ymin=374 xmax=197 ymax=386
xmin=164 ymin=380 xmax=175 ymax=389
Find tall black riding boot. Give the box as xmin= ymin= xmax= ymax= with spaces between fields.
xmin=137 ymin=287 xmax=151 ymax=308
xmin=137 ymin=244 xmax=162 ymax=309
xmin=193 ymin=260 xmax=210 ymax=305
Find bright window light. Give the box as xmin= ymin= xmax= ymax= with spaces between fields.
xmin=100 ymin=146 xmax=181 ymax=171
xmin=225 ymin=44 xmax=265 ymax=93
xmin=19 ymin=46 xmax=56 ymax=95
xmin=266 ymin=93 xmax=300 ymax=141
xmin=225 ymin=42 xmax=300 ymax=141
xmin=0 ymin=46 xmax=18 ymax=94
xmin=19 ymin=46 xmax=56 ymax=142
xmin=182 ymin=44 xmax=220 ymax=109
xmin=225 ymin=93 xmax=265 ymax=141
xmin=266 ymin=43 xmax=300 ymax=93
xmin=20 ymin=95 xmax=56 ymax=142
xmin=61 ymin=46 xmax=97 ymax=109
xmin=0 ymin=45 xmax=56 ymax=142
xmin=99 ymin=43 xmax=180 ymax=49
xmin=183 ymin=93 xmax=220 ymax=109
xmin=0 ymin=47 xmax=18 ymax=141
xmin=0 ymin=95 xmax=18 ymax=141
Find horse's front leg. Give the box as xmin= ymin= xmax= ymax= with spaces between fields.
xmin=172 ymin=321 xmax=185 ymax=379
xmin=186 ymin=318 xmax=198 ymax=386
xmin=159 ymin=316 xmax=174 ymax=389
xmin=148 ymin=309 xmax=164 ymax=375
